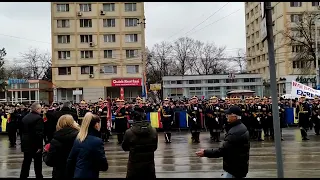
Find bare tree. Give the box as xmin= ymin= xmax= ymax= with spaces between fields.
xmin=282 ymin=11 xmax=319 ymax=74
xmin=5 ymin=63 xmax=32 ymax=79
xmin=0 ymin=48 xmax=7 ymax=91
xmin=229 ymin=49 xmax=247 ymax=73
xmin=171 ymin=37 xmax=196 ymax=75
xmin=191 ymin=42 xmax=228 ymax=75
xmin=17 ymin=48 xmax=51 ymax=79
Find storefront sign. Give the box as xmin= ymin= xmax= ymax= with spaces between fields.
xmin=291 ymin=80 xmax=320 ymax=98
xmin=73 ymin=90 xmax=82 ymax=95
xmin=8 ymin=79 xmax=28 ymax=85
xmin=111 ymin=78 xmax=142 ymax=87
xmin=150 ymin=84 xmax=161 ymax=91
xmin=295 ymin=76 xmax=316 ymax=83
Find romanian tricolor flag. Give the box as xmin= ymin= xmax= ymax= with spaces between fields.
xmin=43 ymin=113 xmax=48 ymax=122
xmin=146 ymin=112 xmax=162 ymax=128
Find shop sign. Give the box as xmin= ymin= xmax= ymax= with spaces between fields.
xmin=111 ymin=78 xmax=142 ymax=87
xmin=150 ymin=84 xmax=161 ymax=91
xmin=8 ymin=79 xmax=28 ymax=85
xmin=295 ymin=76 xmax=316 ymax=83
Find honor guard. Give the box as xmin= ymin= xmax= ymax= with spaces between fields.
xmin=187 ymin=96 xmax=202 ymax=143
xmin=205 ymin=96 xmax=222 ymax=142
xmin=6 ymin=105 xmax=17 ymax=147
xmin=159 ymin=97 xmax=174 ymax=143
xmin=296 ymin=96 xmax=311 ymax=140
xmin=113 ymin=98 xmax=128 ymax=144
xmin=240 ymin=97 xmax=251 ymax=131
xmin=278 ymin=98 xmax=286 ymax=140
xmin=312 ymin=96 xmax=320 ymax=135
xmin=253 ymin=96 xmax=264 ymax=141
xmin=97 ymin=98 xmax=110 ymax=142
xmin=78 ymin=100 xmax=89 ymax=125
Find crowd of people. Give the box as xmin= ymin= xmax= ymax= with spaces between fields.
xmin=0 ymin=94 xmax=318 ymax=178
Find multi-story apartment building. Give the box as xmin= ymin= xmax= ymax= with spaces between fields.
xmin=51 ymin=2 xmax=145 ymax=102
xmin=245 ymin=2 xmax=320 ymax=95
xmin=162 ymin=74 xmax=263 ymax=99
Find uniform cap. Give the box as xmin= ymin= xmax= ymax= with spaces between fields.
xmin=254 ymin=96 xmax=260 ymax=99
xmin=191 ymin=96 xmax=198 ymax=100
xmin=116 ymin=98 xmax=125 ymax=102
xmin=80 ymin=100 xmax=86 ymax=104
xmin=136 ymin=96 xmax=142 ymax=100
xmin=98 ymin=97 xmax=103 ymax=101
xmin=225 ymin=97 xmax=229 ymax=100
xmin=210 ymin=96 xmax=217 ymax=100
xmin=315 ymin=96 xmax=319 ymax=100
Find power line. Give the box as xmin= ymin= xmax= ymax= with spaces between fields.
xmin=184 ymin=2 xmax=230 ymax=36
xmin=188 ymin=9 xmax=241 ymax=36
xmin=0 ymin=33 xmax=51 ymax=44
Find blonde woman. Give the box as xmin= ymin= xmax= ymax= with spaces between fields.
xmin=66 ymin=112 xmax=108 ymax=178
xmin=43 ymin=115 xmax=80 ymax=179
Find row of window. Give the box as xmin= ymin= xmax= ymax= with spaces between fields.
xmin=188 ymin=86 xmax=257 ymax=91
xmin=57 ymin=18 xmax=139 ymax=28
xmin=57 ymin=49 xmax=139 ymax=59
xmin=292 ymin=60 xmax=319 ymax=69
xmin=164 ymin=78 xmax=258 ymax=85
xmin=57 ymin=34 xmax=139 ymax=44
xmin=56 ymin=3 xmax=137 ymax=12
xmin=58 ymin=65 xmax=140 ymax=75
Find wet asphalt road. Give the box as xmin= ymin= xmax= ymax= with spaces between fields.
xmin=1 ymin=127 xmax=320 ymax=178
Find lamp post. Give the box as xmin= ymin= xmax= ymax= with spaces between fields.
xmin=137 ymin=18 xmax=147 ymax=101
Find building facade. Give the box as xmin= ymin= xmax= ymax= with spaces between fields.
xmin=162 ymin=74 xmax=263 ymax=99
xmin=245 ymin=2 xmax=320 ymax=95
xmin=0 ymin=79 xmax=53 ymax=105
xmin=51 ymin=2 xmax=145 ymax=102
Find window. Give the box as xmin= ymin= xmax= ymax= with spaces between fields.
xmin=57 ymin=19 xmax=70 ymax=28
xmin=246 ymin=13 xmax=249 ymax=20
xmin=80 ymin=51 xmax=93 ymax=59
xmin=103 ymin=34 xmax=116 ymax=43
xmin=58 ymin=51 xmax=70 ymax=59
xmin=79 ymin=4 xmax=91 ymax=12
xmin=80 ymin=66 xmax=94 ymax=74
xmin=125 ymin=34 xmax=138 ymax=43
xmin=290 ymin=14 xmax=302 ymax=23
xmin=57 ymin=4 xmax=69 ymax=12
xmin=244 ymin=78 xmax=256 ymax=82
xmin=125 ymin=18 xmax=138 ymax=27
xmin=80 ymin=35 xmax=93 ymax=43
xmin=126 ymin=65 xmax=139 ymax=74
xmin=126 ymin=50 xmax=139 ymax=58
xmin=103 ymin=3 xmax=115 ymax=11
xmin=125 ymin=3 xmax=137 ymax=11
xmin=58 ymin=67 xmax=71 ymax=75
xmin=189 ymin=87 xmax=202 ymax=96
xmin=103 ymin=19 xmax=115 ymax=27
xmin=101 ymin=65 xmax=117 ymax=74
xmin=292 ymin=45 xmax=304 ymax=52
xmin=188 ymin=80 xmax=201 ymax=84
xmin=104 ymin=50 xmax=114 ymax=58
xmin=226 ymin=79 xmax=238 ymax=83
xmin=80 ymin=19 xmax=92 ymax=28
xmin=312 ymin=2 xmax=320 ymax=6
xmin=290 ymin=2 xmax=302 ymax=7
xmin=57 ymin=35 xmax=70 ymax=44
xmin=177 ymin=80 xmax=182 ymax=84
xmin=207 ymin=79 xmax=219 ymax=83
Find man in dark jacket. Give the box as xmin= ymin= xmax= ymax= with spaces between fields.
xmin=196 ymin=105 xmax=250 ymax=178
xmin=20 ymin=102 xmax=44 ymax=178
xmin=53 ymin=102 xmax=78 ymax=127
xmin=122 ymin=107 xmax=158 ymax=179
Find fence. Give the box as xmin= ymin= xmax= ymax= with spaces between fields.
xmin=0 ymin=108 xmax=299 ymax=133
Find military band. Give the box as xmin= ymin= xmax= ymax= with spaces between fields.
xmin=159 ymin=98 xmax=174 ymax=143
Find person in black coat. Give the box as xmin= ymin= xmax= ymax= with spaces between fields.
xmin=17 ymin=105 xmax=29 ymax=144
xmin=20 ymin=102 xmax=44 ymax=179
xmin=196 ymin=105 xmax=250 ymax=178
xmin=66 ymin=113 xmax=108 ymax=178
xmin=122 ymin=107 xmax=158 ymax=179
xmin=53 ymin=102 xmax=79 ymax=125
xmin=43 ymin=114 xmax=80 ymax=179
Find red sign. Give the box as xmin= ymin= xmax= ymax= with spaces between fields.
xmin=111 ymin=78 xmax=142 ymax=87
xmin=120 ymin=87 xmax=124 ymax=100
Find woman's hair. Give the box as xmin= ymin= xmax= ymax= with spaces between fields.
xmin=56 ymin=114 xmax=80 ymax=131
xmin=76 ymin=112 xmax=101 ymax=142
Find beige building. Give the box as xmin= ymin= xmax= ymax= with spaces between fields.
xmin=51 ymin=2 xmax=145 ymax=102
xmin=245 ymin=2 xmax=320 ymax=95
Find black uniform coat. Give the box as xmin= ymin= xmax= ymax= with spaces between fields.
xmin=53 ymin=107 xmax=79 ymax=126
xmin=21 ymin=112 xmax=44 ymax=153
xmin=204 ymin=120 xmax=250 ymax=178
xmin=122 ymin=121 xmax=158 ymax=179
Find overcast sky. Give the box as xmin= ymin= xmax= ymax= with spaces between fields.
xmin=0 ymin=2 xmax=245 ymax=64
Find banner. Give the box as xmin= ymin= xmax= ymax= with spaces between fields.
xmin=111 ymin=78 xmax=142 ymax=87
xmin=291 ymin=80 xmax=320 ymax=98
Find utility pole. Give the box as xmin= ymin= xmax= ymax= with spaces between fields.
xmin=264 ymin=1 xmax=284 ymax=178
xmin=137 ymin=18 xmax=147 ymax=102
xmin=315 ymin=20 xmax=320 ymax=89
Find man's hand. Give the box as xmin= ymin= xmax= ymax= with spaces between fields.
xmin=195 ymin=149 xmax=205 ymax=157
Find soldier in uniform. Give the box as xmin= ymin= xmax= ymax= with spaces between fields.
xmin=261 ymin=97 xmax=269 ymax=138
xmin=296 ymin=96 xmax=311 ymax=140
xmin=136 ymin=96 xmax=143 ymax=108
xmin=187 ymin=96 xmax=202 ymax=143
xmin=97 ymin=98 xmax=110 ymax=142
xmin=278 ymin=97 xmax=286 ymax=140
xmin=266 ymin=96 xmax=274 ymax=139
xmin=205 ymin=96 xmax=222 ymax=142
xmin=159 ymin=98 xmax=174 ymax=143
xmin=240 ymin=97 xmax=250 ymax=130
xmin=311 ymin=96 xmax=320 ymax=135
xmin=77 ymin=100 xmax=90 ymax=125
xmin=113 ymin=98 xmax=128 ymax=144
xmin=253 ymin=96 xmax=263 ymax=141
xmin=7 ymin=105 xmax=17 ymax=147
